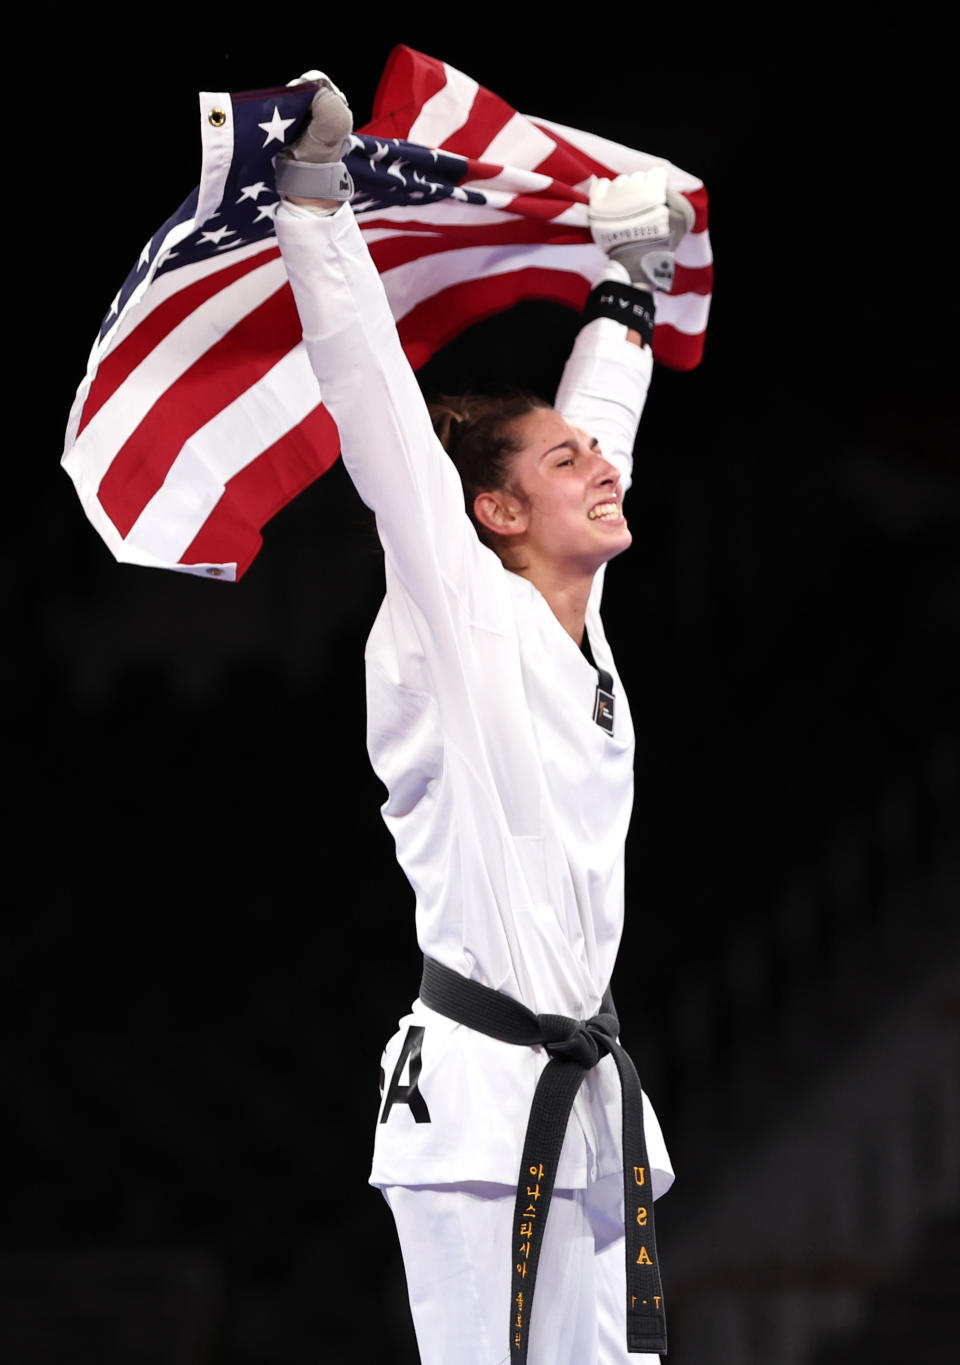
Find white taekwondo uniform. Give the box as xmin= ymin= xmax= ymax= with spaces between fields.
xmin=276 ymin=200 xmax=671 ymax=1364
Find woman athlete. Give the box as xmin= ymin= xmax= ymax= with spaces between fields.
xmin=273 ymin=73 xmax=694 ymax=1365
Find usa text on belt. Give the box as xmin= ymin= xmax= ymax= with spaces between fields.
xmin=419 ymin=955 xmax=668 ymax=1361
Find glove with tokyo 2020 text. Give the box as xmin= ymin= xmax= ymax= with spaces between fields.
xmin=589 ymin=168 xmax=694 ymax=292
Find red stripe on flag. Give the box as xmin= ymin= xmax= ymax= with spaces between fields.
xmin=97 ymin=283 xmax=302 ymax=538
xmin=181 ymin=403 xmax=340 ymax=578
xmin=78 ymin=247 xmax=282 ymax=436
xmin=528 ymin=121 xmax=710 ymax=233
xmin=395 ymin=269 xmax=708 ymax=373
xmin=516 ymin=177 xmax=589 ymax=207
xmin=500 ymin=188 xmax=589 ymax=221
xmin=357 ymin=215 xmax=472 ymax=235
xmin=365 ymin=220 xmax=711 ymax=291
xmin=366 ymin=46 xmax=448 ymax=140
xmin=672 ymin=261 xmax=714 ymax=296
xmin=396 ymin=268 xmax=592 ymax=370
xmin=365 ymin=217 xmax=590 ymax=274
xmin=371 ymin=46 xmax=517 ymax=158
xmin=651 ymin=323 xmax=706 ymax=372
xmin=528 ymin=125 xmax=620 ymax=184
xmin=460 ymin=155 xmax=513 ymax=182
xmin=230 ymin=84 xmax=307 ymax=106
xmin=683 ymin=186 xmax=709 ymax=234
xmin=439 ymin=86 xmax=514 ymax=158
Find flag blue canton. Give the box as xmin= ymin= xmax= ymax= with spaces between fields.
xmin=151 ymin=175 xmax=281 ymax=276
xmin=151 ymin=84 xmax=318 ymax=276
xmin=97 ymin=187 xmax=201 ymax=343
xmin=97 ymin=90 xmax=494 ymax=344
xmin=348 ymin=134 xmax=489 ymax=214
xmin=98 ymin=83 xmax=318 ymax=342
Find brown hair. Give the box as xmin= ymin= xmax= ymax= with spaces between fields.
xmin=428 ymin=391 xmax=551 ymax=551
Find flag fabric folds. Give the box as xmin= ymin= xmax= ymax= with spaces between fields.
xmin=62 ymin=45 xmax=713 ymax=582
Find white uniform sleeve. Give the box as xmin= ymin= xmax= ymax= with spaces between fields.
xmin=553 ymin=265 xmax=654 ymax=499
xmin=274 ymin=201 xmax=490 ymax=618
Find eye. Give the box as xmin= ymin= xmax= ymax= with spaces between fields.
xmin=556 ymin=455 xmax=574 ymax=467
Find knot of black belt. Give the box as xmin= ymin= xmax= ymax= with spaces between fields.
xmin=536 ymin=1010 xmax=617 ymax=1066
xmin=419 ymin=956 xmax=667 ymax=1361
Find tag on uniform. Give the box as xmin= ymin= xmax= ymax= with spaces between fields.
xmin=594 ymin=681 xmax=615 ymax=735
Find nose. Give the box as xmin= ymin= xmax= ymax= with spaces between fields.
xmin=590 ymin=450 xmax=620 ymax=487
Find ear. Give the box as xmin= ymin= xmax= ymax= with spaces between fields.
xmin=473 ymin=489 xmax=528 ymax=538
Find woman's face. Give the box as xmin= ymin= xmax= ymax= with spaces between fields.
xmin=504 ymin=406 xmax=632 ymax=573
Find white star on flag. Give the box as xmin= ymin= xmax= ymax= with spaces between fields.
xmin=257 ymin=106 xmax=295 ymax=147
xmin=138 ymin=238 xmax=153 ymax=269
xmin=253 ymin=200 xmax=281 ymax=223
xmin=199 ymin=225 xmax=236 ymax=245
xmin=237 ymin=181 xmax=269 ymax=203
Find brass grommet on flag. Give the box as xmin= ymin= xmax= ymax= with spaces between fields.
xmin=208 ymin=108 xmax=227 ymax=127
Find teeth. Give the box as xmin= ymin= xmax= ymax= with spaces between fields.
xmin=588 ymin=502 xmax=620 ymax=520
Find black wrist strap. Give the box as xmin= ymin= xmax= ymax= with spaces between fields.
xmin=582 ymin=281 xmax=655 ymax=348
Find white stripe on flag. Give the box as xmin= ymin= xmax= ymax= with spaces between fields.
xmin=360 ymin=227 xmax=446 ymax=246
xmin=675 ymin=231 xmax=713 ymax=268
xmin=61 ymin=464 xmax=239 ymax=579
xmin=127 ymin=344 xmax=321 ymax=562
xmin=550 ymin=204 xmax=590 ymax=227
xmin=460 ymin=166 xmax=555 ymax=196
xmin=452 ymin=185 xmax=541 ymax=212
xmin=407 ymin=64 xmax=479 ymax=147
xmin=530 ymin=116 xmax=705 ymax=195
xmin=380 ymin=242 xmax=604 ymax=320
xmin=654 ymin=290 xmax=712 ymax=336
xmin=63 ymin=258 xmax=288 ymax=491
xmin=357 ymin=202 xmax=521 ymax=227
xmin=100 ymin=238 xmax=281 ymax=348
xmin=378 ymin=237 xmax=709 ymax=334
xmin=480 ymin=112 xmax=557 ymax=171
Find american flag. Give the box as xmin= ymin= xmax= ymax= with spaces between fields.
xmin=62 ymin=45 xmax=713 ymax=582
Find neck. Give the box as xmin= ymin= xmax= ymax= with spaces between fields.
xmin=515 ymin=560 xmax=595 ymax=644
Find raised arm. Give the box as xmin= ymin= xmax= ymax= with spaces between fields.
xmin=556 ymin=169 xmax=695 ymax=493
xmin=273 ymin=77 xmax=493 ymax=620
xmin=553 ymin=260 xmax=654 ymax=497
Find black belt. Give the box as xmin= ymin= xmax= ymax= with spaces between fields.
xmin=419 ymin=955 xmax=667 ymax=1361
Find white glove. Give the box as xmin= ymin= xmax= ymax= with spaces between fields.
xmin=276 ymin=71 xmax=354 ymax=202
xmin=589 ymin=169 xmax=694 ymax=292
xmin=285 ymin=71 xmax=353 ymax=163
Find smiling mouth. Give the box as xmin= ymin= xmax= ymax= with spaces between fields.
xmin=587 ymin=501 xmax=623 ymax=521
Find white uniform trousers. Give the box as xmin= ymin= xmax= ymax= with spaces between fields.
xmin=383 ymin=1178 xmax=661 ymax=1365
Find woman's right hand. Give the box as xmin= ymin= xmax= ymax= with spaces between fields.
xmin=275 ymin=72 xmax=354 ymax=207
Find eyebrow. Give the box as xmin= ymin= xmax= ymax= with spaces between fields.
xmin=539 ymin=436 xmax=600 ymax=461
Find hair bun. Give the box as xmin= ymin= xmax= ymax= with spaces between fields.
xmin=430 ymin=402 xmax=467 ymax=452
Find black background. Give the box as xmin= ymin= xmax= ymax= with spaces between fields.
xmin=5 ymin=7 xmax=957 ymax=1363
